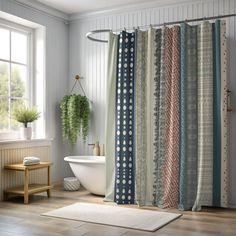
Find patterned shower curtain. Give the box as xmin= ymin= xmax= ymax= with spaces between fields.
xmin=135 ymin=28 xmax=155 ymax=206
xmin=135 ymin=29 xmax=148 ymax=206
xmin=153 ymin=26 xmax=181 ymax=209
xmin=105 ymin=20 xmax=228 ymax=211
xmin=114 ymin=31 xmax=136 ymax=204
xmin=179 ymin=23 xmax=198 ymax=210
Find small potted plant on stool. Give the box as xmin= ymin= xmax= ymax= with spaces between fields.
xmin=13 ymin=106 xmax=40 ymax=140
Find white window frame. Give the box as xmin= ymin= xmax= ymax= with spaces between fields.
xmin=0 ymin=19 xmax=34 ymax=140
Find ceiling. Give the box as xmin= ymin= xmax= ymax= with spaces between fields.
xmin=36 ymin=0 xmax=166 ymax=14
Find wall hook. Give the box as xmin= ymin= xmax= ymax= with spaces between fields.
xmin=70 ymin=74 xmax=92 ymax=104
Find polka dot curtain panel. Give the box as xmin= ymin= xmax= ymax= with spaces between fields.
xmin=115 ymin=31 xmax=136 ymax=204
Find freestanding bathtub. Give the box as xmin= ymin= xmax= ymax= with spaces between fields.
xmin=64 ymin=156 xmax=105 ymax=196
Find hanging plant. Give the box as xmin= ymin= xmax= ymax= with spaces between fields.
xmin=60 ymin=95 xmax=70 ymax=141
xmin=60 ymin=94 xmax=90 ymax=144
xmin=79 ymin=95 xmax=90 ymax=142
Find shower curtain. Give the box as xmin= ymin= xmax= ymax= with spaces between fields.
xmin=104 ymin=33 xmax=118 ymax=202
xmin=105 ymin=20 xmax=228 ymax=211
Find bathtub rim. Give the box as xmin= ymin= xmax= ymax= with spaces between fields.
xmin=64 ymin=156 xmax=105 ymax=164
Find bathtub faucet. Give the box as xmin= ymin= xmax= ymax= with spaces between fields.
xmin=88 ymin=142 xmax=105 ymax=156
xmin=88 ymin=141 xmax=100 ymax=156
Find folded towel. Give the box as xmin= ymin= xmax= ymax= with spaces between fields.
xmin=23 ymin=156 xmax=40 ymax=161
xmin=23 ymin=156 xmax=40 ymax=166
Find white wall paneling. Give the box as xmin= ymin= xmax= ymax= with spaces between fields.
xmin=69 ymin=0 xmax=236 ymax=206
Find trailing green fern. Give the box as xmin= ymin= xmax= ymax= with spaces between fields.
xmin=60 ymin=94 xmax=90 ymax=144
xmin=60 ymin=95 xmax=70 ymax=141
xmin=79 ymin=95 xmax=90 ymax=142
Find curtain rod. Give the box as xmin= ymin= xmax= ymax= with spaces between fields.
xmin=86 ymin=13 xmax=236 ymax=43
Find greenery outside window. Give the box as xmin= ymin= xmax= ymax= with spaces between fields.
xmin=0 ymin=20 xmax=33 ymax=139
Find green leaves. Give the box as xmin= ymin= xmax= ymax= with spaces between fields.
xmin=60 ymin=94 xmax=90 ymax=145
xmin=0 ymin=63 xmax=26 ymax=131
xmin=60 ymin=95 xmax=70 ymax=141
xmin=12 ymin=106 xmax=40 ymax=128
xmin=80 ymin=96 xmax=90 ymax=142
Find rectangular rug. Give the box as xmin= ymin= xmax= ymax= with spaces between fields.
xmin=42 ymin=202 xmax=181 ymax=232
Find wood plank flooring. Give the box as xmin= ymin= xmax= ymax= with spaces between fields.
xmin=0 ymin=186 xmax=235 ymax=236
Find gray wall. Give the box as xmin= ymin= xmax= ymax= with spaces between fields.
xmin=0 ymin=0 xmax=72 ymax=182
xmin=68 ymin=0 xmax=236 ymax=206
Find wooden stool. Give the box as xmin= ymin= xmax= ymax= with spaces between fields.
xmin=4 ymin=162 xmax=52 ymax=204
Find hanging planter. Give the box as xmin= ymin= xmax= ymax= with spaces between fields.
xmin=60 ymin=94 xmax=90 ymax=144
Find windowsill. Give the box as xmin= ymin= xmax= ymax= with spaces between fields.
xmin=0 ymin=138 xmax=53 ymax=149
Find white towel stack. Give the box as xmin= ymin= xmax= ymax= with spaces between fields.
xmin=23 ymin=156 xmax=40 ymax=166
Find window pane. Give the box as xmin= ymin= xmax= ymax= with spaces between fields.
xmin=0 ymin=62 xmax=10 ymax=97
xmin=0 ymin=28 xmax=10 ymax=60
xmin=11 ymin=64 xmax=27 ymax=98
xmin=11 ymin=31 xmax=27 ymax=64
xmin=11 ymin=98 xmax=26 ymax=131
xmin=0 ymin=99 xmax=9 ymax=132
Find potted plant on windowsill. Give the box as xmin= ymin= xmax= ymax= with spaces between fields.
xmin=13 ymin=106 xmax=40 ymax=140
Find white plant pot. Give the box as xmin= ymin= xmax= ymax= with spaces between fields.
xmin=20 ymin=127 xmax=32 ymax=140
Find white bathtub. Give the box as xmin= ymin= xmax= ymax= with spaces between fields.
xmin=64 ymin=156 xmax=105 ymax=196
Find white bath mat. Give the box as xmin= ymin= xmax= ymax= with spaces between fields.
xmin=42 ymin=202 xmax=181 ymax=232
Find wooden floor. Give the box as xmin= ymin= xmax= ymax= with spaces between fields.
xmin=0 ymin=186 xmax=235 ymax=236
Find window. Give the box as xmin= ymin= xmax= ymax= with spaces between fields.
xmin=0 ymin=24 xmax=32 ymax=136
xmin=0 ymin=14 xmax=45 ymax=141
